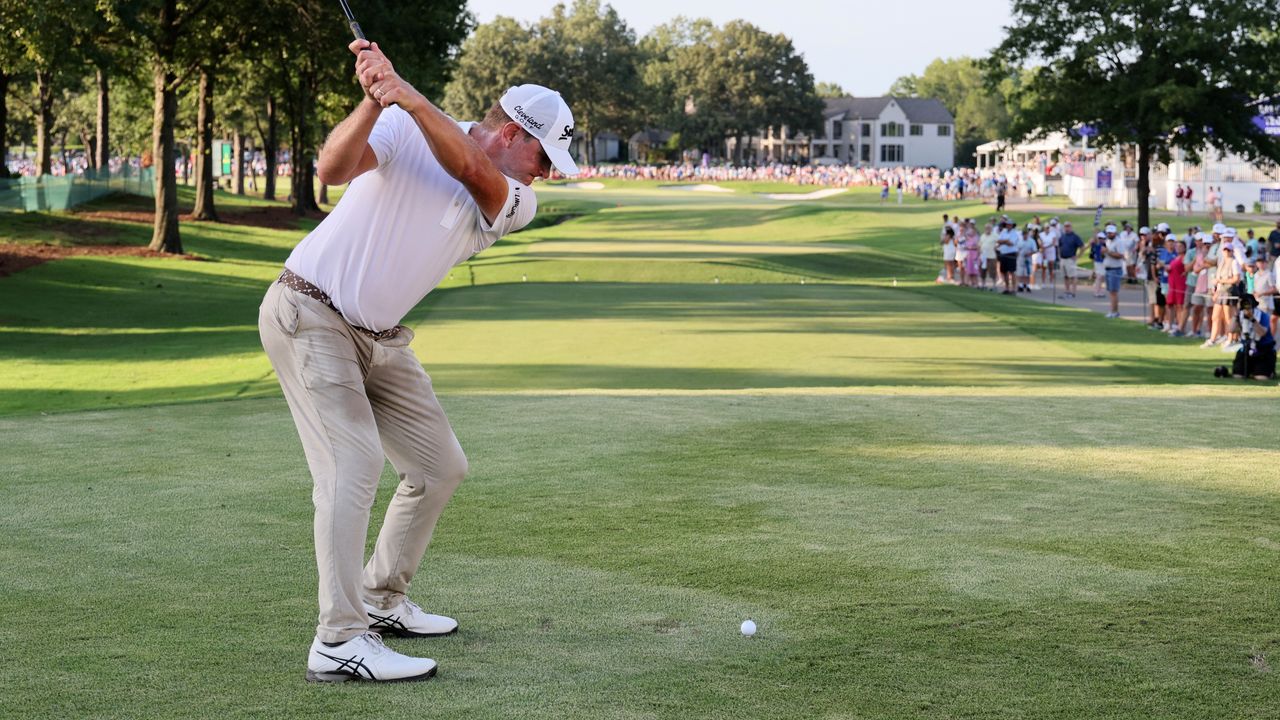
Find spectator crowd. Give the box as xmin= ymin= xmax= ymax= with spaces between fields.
xmin=939 ymin=215 xmax=1280 ymax=380
xmin=569 ymin=162 xmax=1044 ymax=205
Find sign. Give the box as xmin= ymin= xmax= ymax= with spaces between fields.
xmin=1253 ymin=101 xmax=1280 ymax=137
xmin=212 ymin=140 xmax=233 ymax=177
xmin=1261 ymin=188 xmax=1280 ymax=202
xmin=1096 ymin=169 xmax=1112 ymax=189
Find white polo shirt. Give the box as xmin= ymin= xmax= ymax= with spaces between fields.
xmin=286 ymin=107 xmax=537 ymax=332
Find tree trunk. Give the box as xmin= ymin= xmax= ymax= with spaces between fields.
xmin=232 ymin=130 xmax=244 ymax=195
xmin=1136 ymin=142 xmax=1150 ymax=230
xmin=96 ymin=67 xmax=110 ymax=173
xmin=263 ymin=96 xmax=277 ymax=201
xmin=318 ymin=182 xmax=329 ymax=205
xmin=181 ymin=144 xmax=190 ymax=185
xmin=35 ymin=70 xmax=53 ymax=176
xmin=191 ymin=68 xmax=218 ymax=221
xmin=59 ymin=129 xmax=69 ymax=173
xmin=82 ymin=131 xmax=97 ymax=171
xmin=0 ymin=71 xmax=9 ymax=178
xmin=290 ymin=130 xmax=319 ymax=215
xmin=289 ymin=65 xmax=319 ymax=215
xmin=150 ymin=57 xmax=182 ymax=253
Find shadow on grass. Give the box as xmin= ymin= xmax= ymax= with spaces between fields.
xmin=0 ymin=378 xmax=280 ymax=416
xmin=0 ymin=257 xmax=271 ymax=331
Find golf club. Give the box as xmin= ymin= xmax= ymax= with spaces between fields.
xmin=338 ymin=0 xmax=367 ymax=44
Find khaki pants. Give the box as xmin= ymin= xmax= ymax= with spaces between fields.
xmin=258 ymin=280 xmax=467 ymax=643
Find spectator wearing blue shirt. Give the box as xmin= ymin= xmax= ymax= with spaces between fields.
xmin=1058 ymin=221 xmax=1084 ymax=298
xmin=1089 ymin=231 xmax=1108 ymax=297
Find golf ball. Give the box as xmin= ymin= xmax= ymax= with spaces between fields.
xmin=740 ymin=619 xmax=757 ymax=637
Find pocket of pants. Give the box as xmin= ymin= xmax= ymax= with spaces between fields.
xmin=262 ymin=284 xmax=301 ymax=336
xmin=297 ymin=329 xmax=365 ymax=392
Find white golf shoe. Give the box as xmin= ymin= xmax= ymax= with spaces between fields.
xmin=364 ymin=597 xmax=459 ymax=638
xmin=305 ymin=632 xmax=437 ymax=683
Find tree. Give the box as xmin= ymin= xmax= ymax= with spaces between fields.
xmin=891 ymin=57 xmax=1013 ymax=166
xmin=530 ymin=0 xmax=641 ymax=164
xmin=0 ymin=0 xmax=29 ymax=178
xmin=815 ymin=81 xmax=846 ymax=99
xmin=441 ymin=17 xmax=535 ymax=121
xmin=987 ymin=0 xmax=1280 ymax=227
xmin=101 ymin=0 xmax=218 ymax=253
xmin=640 ymin=18 xmax=821 ymax=161
xmin=9 ymin=0 xmax=91 ymax=176
xmin=258 ymin=0 xmax=471 ymax=215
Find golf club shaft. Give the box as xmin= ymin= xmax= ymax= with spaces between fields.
xmin=338 ymin=0 xmax=368 ymax=44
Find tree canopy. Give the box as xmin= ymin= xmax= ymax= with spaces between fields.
xmin=889 ymin=57 xmax=1017 ymax=167
xmin=986 ymin=0 xmax=1280 ymax=226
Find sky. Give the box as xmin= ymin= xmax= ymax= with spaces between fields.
xmin=465 ymin=0 xmax=1014 ymax=97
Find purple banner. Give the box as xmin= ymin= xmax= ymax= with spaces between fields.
xmin=1255 ymin=102 xmax=1280 ymax=136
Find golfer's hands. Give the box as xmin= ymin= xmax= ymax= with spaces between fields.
xmin=350 ymin=40 xmax=423 ymax=112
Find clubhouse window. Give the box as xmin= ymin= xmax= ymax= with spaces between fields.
xmin=880 ymin=144 xmax=904 ymax=162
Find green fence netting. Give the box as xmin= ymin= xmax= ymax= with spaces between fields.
xmin=0 ymin=167 xmax=155 ymax=212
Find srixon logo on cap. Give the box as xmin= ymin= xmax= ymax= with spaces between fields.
xmin=511 ymin=105 xmax=544 ymax=131
xmin=558 ymin=125 xmax=574 ymax=142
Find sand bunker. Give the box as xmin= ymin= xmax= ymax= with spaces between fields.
xmin=759 ymin=188 xmax=848 ymax=200
xmin=659 ymin=184 xmax=735 ymax=193
xmin=562 ymin=181 xmax=606 ymax=190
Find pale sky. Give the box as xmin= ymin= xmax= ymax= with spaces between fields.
xmin=465 ymin=0 xmax=1013 ymax=97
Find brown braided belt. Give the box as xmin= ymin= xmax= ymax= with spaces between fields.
xmin=277 ymin=268 xmax=402 ymax=341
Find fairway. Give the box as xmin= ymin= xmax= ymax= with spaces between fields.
xmin=2 ymin=183 xmax=1278 ymax=718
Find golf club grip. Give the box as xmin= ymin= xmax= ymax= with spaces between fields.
xmin=349 ymin=20 xmax=366 ymax=42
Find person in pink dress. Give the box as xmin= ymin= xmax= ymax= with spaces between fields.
xmin=963 ymin=228 xmax=981 ymax=287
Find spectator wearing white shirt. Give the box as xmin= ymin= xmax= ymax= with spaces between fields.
xmin=1102 ymin=224 xmax=1129 ymax=318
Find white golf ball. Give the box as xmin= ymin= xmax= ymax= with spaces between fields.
xmin=740 ymin=619 xmax=757 ymax=637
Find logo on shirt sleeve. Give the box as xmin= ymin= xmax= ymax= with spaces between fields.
xmin=505 ymin=186 xmax=522 ymax=219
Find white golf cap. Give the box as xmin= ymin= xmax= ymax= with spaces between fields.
xmin=1105 ymin=224 xmax=1117 ymax=233
xmin=1167 ymin=232 xmax=1179 ymax=242
xmin=1139 ymin=226 xmax=1151 ymax=234
xmin=499 ymin=84 xmax=579 ymax=176
xmin=1223 ymin=227 xmax=1237 ymax=238
xmin=1212 ymin=223 xmax=1227 ymax=234
xmin=1156 ymin=222 xmax=1170 ymax=233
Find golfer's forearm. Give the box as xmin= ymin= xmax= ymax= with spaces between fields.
xmin=404 ymin=97 xmax=490 ymax=184
xmin=317 ymin=99 xmax=381 ymax=185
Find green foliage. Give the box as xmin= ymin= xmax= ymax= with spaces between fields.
xmin=530 ymin=0 xmax=641 ymax=163
xmin=441 ymin=16 xmax=535 ymax=121
xmin=987 ymin=0 xmax=1280 ymax=223
xmin=640 ymin=17 xmax=821 ymax=156
xmin=443 ymin=1 xmax=642 ymax=162
xmin=889 ymin=57 xmax=1012 ymax=167
xmin=356 ymin=0 xmax=473 ymax=101
xmin=814 ymin=81 xmax=846 ymax=99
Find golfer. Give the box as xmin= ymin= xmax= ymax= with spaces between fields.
xmin=258 ymin=39 xmax=577 ymax=683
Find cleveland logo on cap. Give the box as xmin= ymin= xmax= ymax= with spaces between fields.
xmin=511 ymin=105 xmax=544 ymax=131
